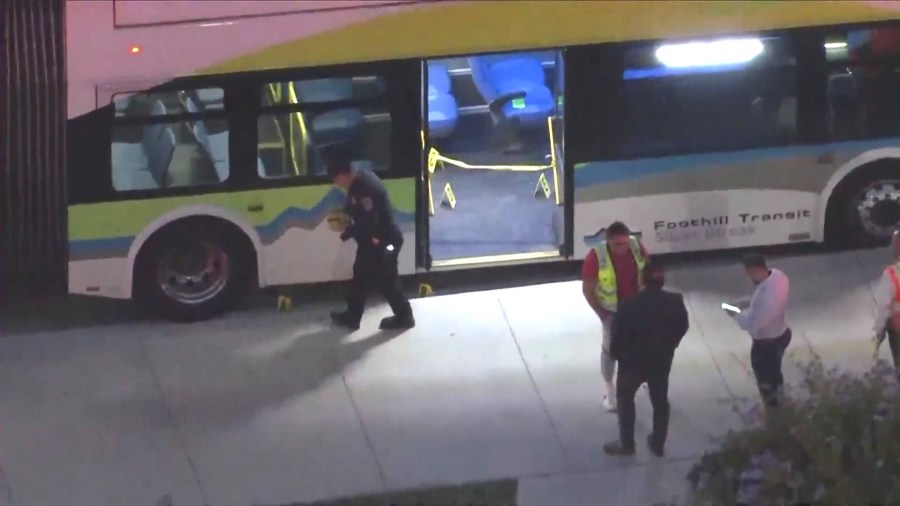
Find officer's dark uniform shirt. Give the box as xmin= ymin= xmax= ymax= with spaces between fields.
xmin=343 ymin=170 xmax=402 ymax=250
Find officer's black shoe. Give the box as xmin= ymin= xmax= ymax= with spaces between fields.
xmin=602 ymin=440 xmax=635 ymax=456
xmin=379 ymin=314 xmax=415 ymax=330
xmin=330 ymin=311 xmax=360 ymax=330
xmin=647 ymin=434 xmax=665 ymax=458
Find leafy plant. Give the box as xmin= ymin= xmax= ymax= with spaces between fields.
xmin=684 ymin=346 xmax=899 ymax=506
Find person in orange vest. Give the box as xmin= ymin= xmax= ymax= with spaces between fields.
xmin=872 ymin=230 xmax=900 ymax=372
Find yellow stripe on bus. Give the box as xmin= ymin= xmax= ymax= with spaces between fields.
xmin=201 ymin=0 xmax=898 ymax=75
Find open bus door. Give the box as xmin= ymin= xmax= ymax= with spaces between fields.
xmin=416 ymin=59 xmax=433 ymax=271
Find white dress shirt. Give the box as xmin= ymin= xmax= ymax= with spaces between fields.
xmin=872 ymin=266 xmax=898 ymax=335
xmin=735 ymin=268 xmax=790 ymax=340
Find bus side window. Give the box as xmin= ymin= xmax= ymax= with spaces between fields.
xmin=620 ymin=34 xmax=798 ymax=158
xmin=110 ymin=87 xmax=229 ymax=192
xmin=256 ymin=76 xmax=391 ymax=180
xmin=824 ymin=24 xmax=900 ymax=141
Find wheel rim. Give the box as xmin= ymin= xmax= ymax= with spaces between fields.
xmin=157 ymin=241 xmax=230 ymax=305
xmin=854 ymin=179 xmax=900 ymax=239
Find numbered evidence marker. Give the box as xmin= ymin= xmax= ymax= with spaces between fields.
xmin=277 ymin=295 xmax=293 ymax=312
xmin=440 ymin=182 xmax=457 ymax=209
xmin=534 ymin=172 xmax=552 ymax=199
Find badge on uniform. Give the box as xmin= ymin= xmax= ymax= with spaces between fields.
xmin=361 ymin=197 xmax=374 ymax=212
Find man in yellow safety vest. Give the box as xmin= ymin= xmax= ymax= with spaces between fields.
xmin=873 ymin=230 xmax=900 ymax=373
xmin=582 ymin=221 xmax=649 ymax=412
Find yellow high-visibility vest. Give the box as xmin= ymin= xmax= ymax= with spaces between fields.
xmin=594 ymin=236 xmax=647 ymax=312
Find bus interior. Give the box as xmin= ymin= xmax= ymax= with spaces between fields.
xmin=424 ymin=50 xmax=566 ymax=266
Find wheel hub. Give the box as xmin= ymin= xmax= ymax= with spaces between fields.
xmin=157 ymin=241 xmax=230 ymax=305
xmin=855 ymin=179 xmax=900 ymax=239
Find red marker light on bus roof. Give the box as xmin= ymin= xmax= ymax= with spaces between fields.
xmin=129 ymin=45 xmax=142 ymax=54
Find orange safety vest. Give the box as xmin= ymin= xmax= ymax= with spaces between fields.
xmin=886 ymin=263 xmax=900 ymax=332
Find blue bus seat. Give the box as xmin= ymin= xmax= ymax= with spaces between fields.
xmin=294 ymin=78 xmax=364 ymax=146
xmin=196 ymin=88 xmax=224 ymax=108
xmin=111 ymin=101 xmax=172 ymax=190
xmin=427 ymin=63 xmax=459 ymax=138
xmin=257 ymin=156 xmax=267 ymax=177
xmin=468 ymin=53 xmax=555 ymax=128
xmin=113 ymin=96 xmax=131 ymax=117
xmin=111 ymin=140 xmax=155 ymax=190
xmin=192 ymin=122 xmax=229 ymax=182
xmin=146 ymin=127 xmax=176 ymax=187
xmin=185 ymin=95 xmax=229 ymax=182
xmin=351 ymin=159 xmax=375 ymax=174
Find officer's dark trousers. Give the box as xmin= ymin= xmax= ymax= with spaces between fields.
xmin=346 ymin=240 xmax=411 ymax=322
xmin=750 ymin=328 xmax=792 ymax=409
xmin=616 ymin=353 xmax=674 ymax=450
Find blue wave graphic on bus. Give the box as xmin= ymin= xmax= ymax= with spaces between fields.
xmin=69 ymin=236 xmax=135 ymax=260
xmin=574 ymin=138 xmax=899 ymax=188
xmin=255 ymin=197 xmax=415 ymax=245
xmin=69 ymin=191 xmax=415 ymax=260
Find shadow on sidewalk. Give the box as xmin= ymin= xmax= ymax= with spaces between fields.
xmin=89 ymin=322 xmax=409 ymax=432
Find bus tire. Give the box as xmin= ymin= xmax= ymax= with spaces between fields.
xmin=133 ymin=218 xmax=256 ymax=322
xmin=827 ymin=159 xmax=900 ymax=248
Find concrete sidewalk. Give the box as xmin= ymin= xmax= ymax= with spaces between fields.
xmin=0 ymin=246 xmax=890 ymax=506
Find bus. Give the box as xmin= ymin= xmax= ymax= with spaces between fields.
xmin=66 ymin=0 xmax=900 ymax=321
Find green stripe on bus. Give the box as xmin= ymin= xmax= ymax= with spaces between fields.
xmin=68 ymin=179 xmax=415 ymax=241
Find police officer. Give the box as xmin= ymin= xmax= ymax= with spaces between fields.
xmin=326 ymin=148 xmax=415 ymax=331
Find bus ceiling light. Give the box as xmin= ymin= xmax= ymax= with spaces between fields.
xmin=655 ymin=38 xmax=764 ymax=68
xmin=129 ymin=45 xmax=142 ymax=54
xmin=824 ymin=42 xmax=848 ymax=49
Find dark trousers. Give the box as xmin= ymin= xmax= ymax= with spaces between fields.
xmin=887 ymin=328 xmax=899 ymax=366
xmin=346 ymin=239 xmax=411 ymax=322
xmin=886 ymin=328 xmax=899 ymax=374
xmin=616 ymin=353 xmax=674 ymax=450
xmin=750 ymin=329 xmax=792 ymax=409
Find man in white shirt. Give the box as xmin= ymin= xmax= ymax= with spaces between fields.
xmin=727 ymin=253 xmax=792 ymax=410
xmin=871 ymin=230 xmax=900 ymax=373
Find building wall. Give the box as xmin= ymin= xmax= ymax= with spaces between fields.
xmin=1 ymin=0 xmax=67 ymax=294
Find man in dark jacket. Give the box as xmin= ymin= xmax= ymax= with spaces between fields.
xmin=603 ymin=261 xmax=689 ymax=457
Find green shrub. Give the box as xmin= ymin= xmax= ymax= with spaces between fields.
xmin=685 ymin=350 xmax=899 ymax=506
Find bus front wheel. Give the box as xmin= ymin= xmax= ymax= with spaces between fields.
xmin=830 ymin=160 xmax=900 ymax=248
xmin=134 ymin=221 xmax=254 ymax=322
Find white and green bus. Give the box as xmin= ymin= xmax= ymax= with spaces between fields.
xmin=66 ymin=0 xmax=899 ymax=320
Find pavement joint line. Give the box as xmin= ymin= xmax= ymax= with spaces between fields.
xmin=496 ymin=297 xmax=573 ymax=471
xmin=135 ymin=335 xmax=212 ymax=506
xmin=683 ymin=294 xmax=740 ymax=409
xmin=338 ymin=368 xmax=388 ymax=490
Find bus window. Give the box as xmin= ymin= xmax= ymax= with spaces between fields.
xmin=110 ymin=87 xmax=229 ymax=191
xmin=620 ymin=34 xmax=798 ymax=158
xmin=256 ymin=77 xmax=391 ymax=179
xmin=824 ymin=24 xmax=899 ymax=140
